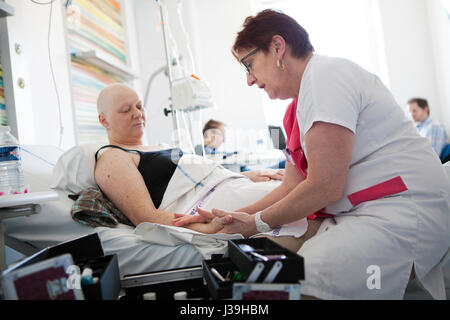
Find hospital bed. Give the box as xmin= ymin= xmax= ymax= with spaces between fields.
xmin=3 ymin=145 xmax=450 ymax=299
xmin=3 ymin=145 xmax=204 ymax=277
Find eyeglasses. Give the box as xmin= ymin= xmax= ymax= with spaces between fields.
xmin=240 ymin=48 xmax=259 ymax=74
xmin=204 ymin=128 xmax=224 ymax=138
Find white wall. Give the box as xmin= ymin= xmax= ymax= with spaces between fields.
xmin=4 ymin=0 xmax=75 ymax=149
xmin=132 ymin=0 xmax=175 ymax=146
xmin=427 ymin=0 xmax=450 ymax=132
xmin=184 ymin=0 xmax=266 ymax=129
xmin=0 ymin=13 xmax=35 ymax=143
xmin=122 ymin=0 xmax=144 ymax=97
xmin=133 ymin=0 xmax=268 ymax=150
xmin=377 ymin=0 xmax=450 ymax=134
xmin=186 ymin=0 xmax=274 ymax=150
xmin=254 ymin=0 xmax=392 ymax=128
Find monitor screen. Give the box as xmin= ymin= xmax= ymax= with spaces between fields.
xmin=268 ymin=125 xmax=287 ymax=150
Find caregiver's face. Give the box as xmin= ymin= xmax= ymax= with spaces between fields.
xmin=236 ymin=46 xmax=289 ymax=100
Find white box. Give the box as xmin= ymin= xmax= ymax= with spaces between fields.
xmin=171 ymin=77 xmax=213 ymax=112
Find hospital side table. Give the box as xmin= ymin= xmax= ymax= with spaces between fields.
xmin=206 ymin=149 xmax=286 ymax=173
xmin=0 ymin=191 xmax=59 ymax=272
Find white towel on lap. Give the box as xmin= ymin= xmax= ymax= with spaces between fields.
xmin=135 ymin=223 xmax=242 ymax=258
xmin=135 ymin=219 xmax=307 ymax=259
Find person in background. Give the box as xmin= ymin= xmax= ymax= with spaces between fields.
xmin=194 ymin=119 xmax=226 ymax=155
xmin=408 ymin=98 xmax=448 ymax=157
xmin=196 ymin=119 xmax=286 ymax=171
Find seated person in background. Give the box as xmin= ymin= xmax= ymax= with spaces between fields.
xmin=195 ymin=119 xmax=226 ymax=155
xmin=408 ymin=97 xmax=448 ymax=156
xmin=196 ymin=118 xmax=286 ymax=172
xmin=94 ymin=84 xmax=299 ymax=243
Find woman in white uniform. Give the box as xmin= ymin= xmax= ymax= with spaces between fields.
xmin=174 ymin=9 xmax=450 ymax=299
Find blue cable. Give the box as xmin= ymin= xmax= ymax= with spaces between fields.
xmin=22 ymin=147 xmax=56 ymax=167
xmin=176 ymin=165 xmax=204 ymax=188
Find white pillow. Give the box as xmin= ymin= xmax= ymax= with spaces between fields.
xmin=51 ymin=142 xmax=176 ymax=194
xmin=51 ymin=143 xmax=104 ymax=194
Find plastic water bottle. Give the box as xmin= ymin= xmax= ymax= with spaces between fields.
xmin=0 ymin=126 xmax=25 ymax=196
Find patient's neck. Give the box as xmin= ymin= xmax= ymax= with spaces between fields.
xmin=108 ymin=136 xmax=143 ymax=149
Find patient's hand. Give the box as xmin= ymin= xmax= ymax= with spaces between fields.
xmin=173 ymin=208 xmax=257 ymax=236
xmin=210 ymin=209 xmax=257 ymax=237
xmin=173 ymin=208 xmax=215 ymax=227
xmin=182 ymin=212 xmax=232 ymax=234
xmin=241 ymin=169 xmax=284 ymax=182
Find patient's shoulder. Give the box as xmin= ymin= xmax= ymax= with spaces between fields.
xmin=94 ymin=149 xmax=141 ymax=187
xmin=95 ymin=147 xmax=138 ymax=170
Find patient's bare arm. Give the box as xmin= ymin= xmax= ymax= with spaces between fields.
xmin=94 ymin=148 xmax=228 ymax=233
xmin=241 ymin=169 xmax=284 ymax=182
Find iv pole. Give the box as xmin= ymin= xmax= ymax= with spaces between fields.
xmin=156 ymin=0 xmax=210 ymax=155
xmin=158 ymin=1 xmax=182 ymax=148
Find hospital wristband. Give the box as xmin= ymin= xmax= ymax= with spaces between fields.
xmin=254 ymin=211 xmax=272 ymax=233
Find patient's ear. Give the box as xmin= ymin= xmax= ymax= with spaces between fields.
xmin=98 ymin=113 xmax=109 ymax=129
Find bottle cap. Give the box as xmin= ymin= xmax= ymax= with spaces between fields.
xmin=0 ymin=126 xmax=10 ymax=133
xmin=81 ymin=267 xmax=93 ymax=277
xmin=143 ymin=292 xmax=156 ymax=300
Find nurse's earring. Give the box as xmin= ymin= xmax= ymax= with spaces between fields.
xmin=277 ymin=59 xmax=285 ymax=71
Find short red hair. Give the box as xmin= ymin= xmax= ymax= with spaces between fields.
xmin=233 ymin=9 xmax=314 ymax=59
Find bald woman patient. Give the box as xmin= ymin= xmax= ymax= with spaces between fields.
xmin=94 ymin=84 xmax=287 ymax=235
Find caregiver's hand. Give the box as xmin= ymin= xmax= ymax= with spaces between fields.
xmin=210 ymin=209 xmax=258 ymax=238
xmin=172 ymin=207 xmax=218 ymax=227
xmin=242 ymin=169 xmax=284 ymax=182
xmin=191 ymin=214 xmax=233 ymax=234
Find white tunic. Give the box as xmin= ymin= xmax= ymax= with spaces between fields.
xmin=296 ymin=54 xmax=450 ymax=299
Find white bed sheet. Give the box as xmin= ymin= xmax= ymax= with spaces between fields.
xmin=3 ymin=145 xmax=203 ymax=277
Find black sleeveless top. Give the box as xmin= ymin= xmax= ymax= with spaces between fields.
xmin=95 ymin=145 xmax=183 ymax=209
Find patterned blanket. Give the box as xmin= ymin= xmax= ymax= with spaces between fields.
xmin=69 ymin=187 xmax=134 ymax=228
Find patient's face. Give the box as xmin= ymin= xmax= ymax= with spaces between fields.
xmin=106 ymin=88 xmax=146 ymax=141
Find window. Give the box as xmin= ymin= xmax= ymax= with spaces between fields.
xmin=255 ymin=0 xmax=389 ymax=127
xmin=444 ymin=0 xmax=450 ymax=19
